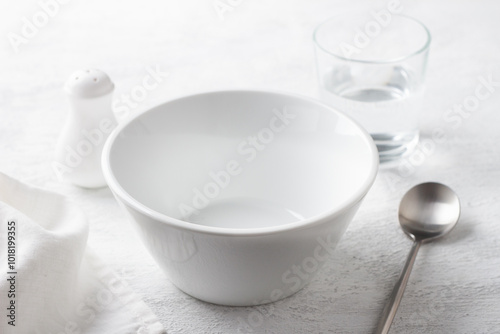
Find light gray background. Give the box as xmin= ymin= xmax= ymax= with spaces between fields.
xmin=1 ymin=0 xmax=499 ymax=333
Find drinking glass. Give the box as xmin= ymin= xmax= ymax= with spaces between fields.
xmin=313 ymin=11 xmax=431 ymax=162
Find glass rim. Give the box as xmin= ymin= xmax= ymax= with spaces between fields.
xmin=313 ymin=13 xmax=432 ymax=64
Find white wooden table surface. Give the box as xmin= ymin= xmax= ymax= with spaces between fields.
xmin=1 ymin=0 xmax=499 ymax=333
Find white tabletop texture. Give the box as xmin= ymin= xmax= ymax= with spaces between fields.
xmin=1 ymin=0 xmax=500 ymax=333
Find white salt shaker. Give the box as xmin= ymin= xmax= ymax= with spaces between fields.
xmin=54 ymin=69 xmax=117 ymax=188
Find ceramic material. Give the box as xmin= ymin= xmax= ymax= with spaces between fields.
xmin=54 ymin=69 xmax=117 ymax=188
xmin=102 ymin=90 xmax=378 ymax=306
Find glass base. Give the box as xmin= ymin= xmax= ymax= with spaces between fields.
xmin=372 ymin=131 xmax=419 ymax=164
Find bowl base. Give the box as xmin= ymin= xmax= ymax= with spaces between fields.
xmin=172 ymin=279 xmax=308 ymax=307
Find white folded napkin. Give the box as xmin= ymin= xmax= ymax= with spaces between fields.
xmin=0 ymin=172 xmax=166 ymax=334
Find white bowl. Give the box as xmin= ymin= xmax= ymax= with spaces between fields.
xmin=102 ymin=90 xmax=378 ymax=306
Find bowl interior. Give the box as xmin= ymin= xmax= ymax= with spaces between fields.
xmin=105 ymin=91 xmax=377 ymax=230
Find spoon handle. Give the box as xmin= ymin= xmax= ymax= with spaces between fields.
xmin=374 ymin=240 xmax=422 ymax=334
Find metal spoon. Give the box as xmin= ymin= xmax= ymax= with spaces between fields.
xmin=375 ymin=182 xmax=461 ymax=334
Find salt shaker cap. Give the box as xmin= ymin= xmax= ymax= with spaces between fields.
xmin=64 ymin=69 xmax=114 ymax=98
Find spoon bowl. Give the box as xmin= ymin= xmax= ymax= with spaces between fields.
xmin=399 ymin=182 xmax=461 ymax=241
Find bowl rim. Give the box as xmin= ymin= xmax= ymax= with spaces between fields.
xmin=102 ymin=89 xmax=379 ymax=236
